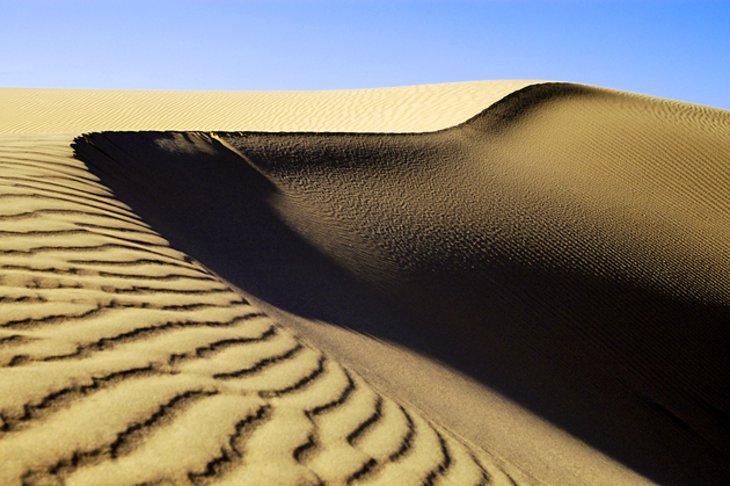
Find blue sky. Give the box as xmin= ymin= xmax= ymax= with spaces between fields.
xmin=1 ymin=0 xmax=728 ymax=108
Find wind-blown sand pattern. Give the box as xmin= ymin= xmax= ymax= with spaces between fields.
xmin=1 ymin=81 xmax=729 ymax=485
xmin=0 ymin=133 xmax=515 ymax=485
xmin=0 ymin=81 xmax=534 ymax=134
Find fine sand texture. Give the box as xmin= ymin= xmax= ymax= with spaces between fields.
xmin=1 ymin=81 xmax=729 ymax=485
xmin=0 ymin=133 xmax=518 ymax=486
xmin=0 ymin=81 xmax=534 ymax=134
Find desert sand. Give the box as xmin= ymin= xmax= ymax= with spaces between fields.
xmin=0 ymin=81 xmax=728 ymax=485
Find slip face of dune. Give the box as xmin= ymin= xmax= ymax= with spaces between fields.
xmin=218 ymin=83 xmax=730 ymax=486
xmin=0 ymin=133 xmax=519 ymax=485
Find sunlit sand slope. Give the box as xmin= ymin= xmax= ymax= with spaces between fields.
xmin=0 ymin=81 xmax=534 ymax=134
xmin=0 ymin=134 xmax=518 ymax=485
xmin=72 ymin=83 xmax=730 ymax=485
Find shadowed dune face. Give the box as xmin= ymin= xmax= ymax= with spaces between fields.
xmin=74 ymin=83 xmax=730 ymax=484
xmin=0 ymin=134 xmax=511 ymax=486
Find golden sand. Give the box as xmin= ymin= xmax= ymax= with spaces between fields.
xmin=1 ymin=81 xmax=728 ymax=485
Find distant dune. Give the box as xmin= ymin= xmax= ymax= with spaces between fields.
xmin=0 ymin=81 xmax=728 ymax=485
xmin=0 ymin=81 xmax=532 ymax=133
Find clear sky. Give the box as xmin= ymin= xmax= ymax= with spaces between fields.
xmin=1 ymin=0 xmax=728 ymax=109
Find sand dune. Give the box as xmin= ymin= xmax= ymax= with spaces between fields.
xmin=0 ymin=133 xmax=516 ymax=485
xmin=0 ymin=81 xmax=533 ymax=134
xmin=1 ymin=81 xmax=729 ymax=485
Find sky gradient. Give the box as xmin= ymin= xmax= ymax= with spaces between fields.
xmin=1 ymin=0 xmax=728 ymax=109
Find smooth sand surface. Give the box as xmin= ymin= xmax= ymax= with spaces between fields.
xmin=1 ymin=81 xmax=728 ymax=485
xmin=0 ymin=81 xmax=533 ymax=133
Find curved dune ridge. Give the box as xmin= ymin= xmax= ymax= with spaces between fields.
xmin=1 ymin=81 xmax=729 ymax=485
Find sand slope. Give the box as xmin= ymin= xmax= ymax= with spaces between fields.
xmin=0 ymin=81 xmax=534 ymax=134
xmin=0 ymin=133 xmax=518 ymax=485
xmin=1 ymin=81 xmax=729 ymax=485
xmin=212 ymin=84 xmax=727 ymax=485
